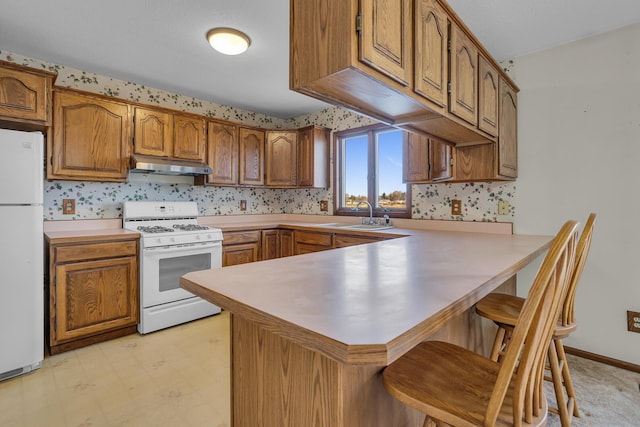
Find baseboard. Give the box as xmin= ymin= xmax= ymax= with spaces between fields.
xmin=564 ymin=346 xmax=640 ymax=373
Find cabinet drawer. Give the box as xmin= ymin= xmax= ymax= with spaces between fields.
xmin=55 ymin=240 xmax=138 ymax=263
xmin=333 ymin=234 xmax=382 ymax=248
xmin=223 ymin=230 xmax=261 ymax=245
xmin=295 ymin=230 xmax=333 ymax=246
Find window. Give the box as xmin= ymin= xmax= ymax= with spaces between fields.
xmin=334 ymin=125 xmax=410 ymax=218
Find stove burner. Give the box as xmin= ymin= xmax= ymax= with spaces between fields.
xmin=172 ymin=224 xmax=209 ymax=231
xmin=137 ymin=225 xmax=175 ymax=234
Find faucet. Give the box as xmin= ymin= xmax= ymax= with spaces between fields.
xmin=353 ymin=201 xmax=373 ymax=225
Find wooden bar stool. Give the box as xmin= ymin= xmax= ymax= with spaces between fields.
xmin=475 ymin=214 xmax=595 ymax=427
xmin=383 ymin=220 xmax=579 ymax=427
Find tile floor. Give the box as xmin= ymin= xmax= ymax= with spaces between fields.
xmin=0 ymin=312 xmax=231 ymax=427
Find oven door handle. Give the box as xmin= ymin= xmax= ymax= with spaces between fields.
xmin=142 ymin=241 xmax=221 ymax=253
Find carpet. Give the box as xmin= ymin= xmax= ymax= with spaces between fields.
xmin=545 ymin=354 xmax=640 ymax=426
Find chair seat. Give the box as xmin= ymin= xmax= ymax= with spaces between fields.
xmin=476 ymin=293 xmax=577 ymax=339
xmin=383 ymin=341 xmax=548 ymax=427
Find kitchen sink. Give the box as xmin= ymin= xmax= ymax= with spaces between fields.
xmin=310 ymin=223 xmax=394 ymax=231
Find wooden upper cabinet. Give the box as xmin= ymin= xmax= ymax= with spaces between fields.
xmin=429 ymin=137 xmax=453 ymax=181
xmin=498 ymin=78 xmax=518 ymax=178
xmin=414 ymin=0 xmax=448 ymax=110
xmin=0 ymin=61 xmax=56 ymax=129
xmin=297 ymin=125 xmax=330 ymax=188
xmin=478 ymin=56 xmax=499 ymax=137
xmin=205 ymin=120 xmax=238 ymax=185
xmin=133 ymin=107 xmax=172 ymax=157
xmin=173 ymin=115 xmax=206 ymax=161
xmin=360 ymin=0 xmax=412 ymax=86
xmin=238 ymin=127 xmax=265 ymax=186
xmin=403 ymin=132 xmax=452 ymax=183
xmin=449 ymin=22 xmax=478 ymax=126
xmin=49 ymin=89 xmax=130 ymax=182
xmin=266 ymin=131 xmax=297 ymax=187
xmin=133 ymin=107 xmax=205 ymax=161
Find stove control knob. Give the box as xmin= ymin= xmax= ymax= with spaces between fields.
xmin=195 ymin=235 xmax=201 ymax=240
xmin=170 ymin=237 xmax=175 ymax=243
xmin=156 ymin=238 xmax=162 ymax=244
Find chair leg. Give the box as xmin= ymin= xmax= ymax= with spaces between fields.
xmin=423 ymin=416 xmax=449 ymax=427
xmin=490 ymin=325 xmax=507 ymax=361
xmin=548 ymin=340 xmax=572 ymax=426
xmin=555 ymin=338 xmax=580 ymax=417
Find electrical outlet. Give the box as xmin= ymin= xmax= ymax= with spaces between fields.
xmin=627 ymin=311 xmax=640 ymax=333
xmin=62 ymin=198 xmax=75 ymax=215
xmin=240 ymin=200 xmax=247 ymax=211
xmin=498 ymin=200 xmax=510 ymax=215
xmin=451 ymin=199 xmax=461 ymax=215
xmin=320 ymin=200 xmax=328 ymax=212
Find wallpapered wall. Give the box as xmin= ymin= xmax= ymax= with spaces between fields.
xmin=1 ymin=50 xmax=516 ymax=222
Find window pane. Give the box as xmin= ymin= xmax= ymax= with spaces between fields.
xmin=343 ymin=134 xmax=368 ymax=208
xmin=376 ymin=129 xmax=405 ymax=210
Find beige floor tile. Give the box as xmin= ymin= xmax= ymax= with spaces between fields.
xmin=0 ymin=313 xmax=230 ymax=427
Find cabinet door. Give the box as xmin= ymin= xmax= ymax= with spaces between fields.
xmin=222 ymin=243 xmax=260 ymax=266
xmin=478 ymin=56 xmax=499 ymax=137
xmin=498 ymin=79 xmax=517 ymax=178
xmin=0 ymin=64 xmax=51 ymax=125
xmin=206 ymin=121 xmax=238 ymax=185
xmin=297 ymin=125 xmax=329 ymax=188
xmin=449 ymin=23 xmax=478 ymax=126
xmin=133 ymin=107 xmax=172 ymax=157
xmin=333 ymin=234 xmax=381 ymax=248
xmin=238 ymin=127 xmax=265 ymax=186
xmin=360 ymin=0 xmax=412 ymax=86
xmin=266 ymin=131 xmax=297 ymax=187
xmin=173 ymin=115 xmax=206 ymax=161
xmin=280 ymin=230 xmax=295 ymax=258
xmin=261 ymin=230 xmax=280 ymax=260
xmin=429 ymin=137 xmax=453 ymax=181
xmin=53 ymin=256 xmax=138 ymax=344
xmin=50 ymin=90 xmax=130 ymax=182
xmin=414 ymin=0 xmax=448 ymax=110
xmin=403 ymin=133 xmax=429 ymax=183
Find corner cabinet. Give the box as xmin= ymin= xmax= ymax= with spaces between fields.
xmin=0 ymin=60 xmax=56 ymax=130
xmin=47 ymin=234 xmax=139 ymax=355
xmin=49 ymin=88 xmax=131 ymax=182
xmin=297 ymin=125 xmax=330 ymax=188
xmin=403 ymin=133 xmax=452 ymax=183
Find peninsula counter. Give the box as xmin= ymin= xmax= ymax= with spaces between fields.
xmin=181 ymin=227 xmax=552 ymax=426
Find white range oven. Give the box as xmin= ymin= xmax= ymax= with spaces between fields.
xmin=123 ymin=201 xmax=223 ymax=334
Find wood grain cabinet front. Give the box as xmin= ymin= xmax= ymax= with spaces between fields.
xmin=238 ymin=127 xmax=265 ymax=186
xmin=0 ymin=60 xmax=56 ymax=130
xmin=266 ymin=131 xmax=297 ymax=187
xmin=133 ymin=106 xmax=206 ymax=162
xmin=403 ymin=133 xmax=453 ymax=183
xmin=49 ymin=89 xmax=131 ymax=182
xmin=222 ymin=230 xmax=261 ymax=266
xmin=48 ymin=237 xmax=139 ymax=355
xmin=294 ymin=230 xmax=333 ymax=254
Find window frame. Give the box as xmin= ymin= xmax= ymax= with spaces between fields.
xmin=333 ymin=124 xmax=411 ymax=219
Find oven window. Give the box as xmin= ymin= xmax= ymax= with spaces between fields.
xmin=158 ymin=253 xmax=211 ymax=292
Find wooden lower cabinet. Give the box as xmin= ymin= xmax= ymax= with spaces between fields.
xmin=333 ymin=233 xmax=383 ymax=248
xmin=280 ymin=230 xmax=295 ymax=258
xmin=47 ymin=236 xmax=139 ymax=355
xmin=294 ymin=230 xmax=333 ymax=254
xmin=222 ymin=230 xmax=261 ymax=266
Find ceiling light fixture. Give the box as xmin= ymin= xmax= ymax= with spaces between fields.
xmin=206 ymin=27 xmax=251 ymax=55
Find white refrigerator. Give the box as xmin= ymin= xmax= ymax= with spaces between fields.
xmin=0 ymin=128 xmax=44 ymax=381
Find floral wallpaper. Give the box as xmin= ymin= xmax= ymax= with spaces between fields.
xmin=1 ymin=49 xmax=516 ymax=223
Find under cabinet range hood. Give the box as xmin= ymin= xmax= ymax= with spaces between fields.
xmin=130 ymin=154 xmax=213 ymax=176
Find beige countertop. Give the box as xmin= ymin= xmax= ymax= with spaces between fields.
xmin=182 ymin=227 xmax=552 ymax=366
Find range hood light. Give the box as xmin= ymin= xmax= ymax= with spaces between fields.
xmin=206 ymin=27 xmax=251 ymax=55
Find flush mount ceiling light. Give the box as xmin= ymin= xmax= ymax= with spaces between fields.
xmin=206 ymin=27 xmax=251 ymax=55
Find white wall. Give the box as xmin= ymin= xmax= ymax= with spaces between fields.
xmin=514 ymin=23 xmax=640 ymax=364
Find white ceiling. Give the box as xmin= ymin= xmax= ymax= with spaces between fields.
xmin=1 ymin=0 xmax=640 ymax=119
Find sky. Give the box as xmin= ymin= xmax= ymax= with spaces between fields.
xmin=344 ymin=129 xmax=404 ymax=198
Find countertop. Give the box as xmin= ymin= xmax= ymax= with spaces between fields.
xmin=181 ymin=227 xmax=552 ymax=366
